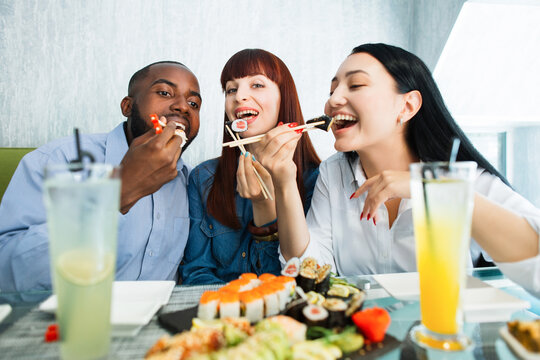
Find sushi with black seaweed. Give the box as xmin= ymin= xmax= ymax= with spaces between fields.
xmin=297 ymin=257 xmax=318 ymax=292
xmin=315 ymin=264 xmax=332 ymax=294
xmin=323 ymin=298 xmax=347 ymax=328
xmin=302 ymin=304 xmax=329 ymax=327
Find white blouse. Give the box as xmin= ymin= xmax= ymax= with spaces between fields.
xmin=289 ymin=152 xmax=540 ymax=297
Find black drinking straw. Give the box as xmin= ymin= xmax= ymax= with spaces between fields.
xmin=70 ymin=128 xmax=96 ymax=169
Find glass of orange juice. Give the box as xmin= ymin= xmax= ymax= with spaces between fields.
xmin=409 ymin=161 xmax=477 ymax=351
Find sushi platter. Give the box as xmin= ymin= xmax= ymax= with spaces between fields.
xmin=148 ymin=258 xmax=399 ymax=359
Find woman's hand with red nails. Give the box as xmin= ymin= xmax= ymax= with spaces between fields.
xmin=350 ymin=170 xmax=411 ymax=224
xmin=236 ymin=152 xmax=274 ymax=202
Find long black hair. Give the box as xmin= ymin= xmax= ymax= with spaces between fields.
xmin=350 ymin=43 xmax=509 ymax=185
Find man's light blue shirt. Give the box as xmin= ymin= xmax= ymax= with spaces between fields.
xmin=0 ymin=123 xmax=190 ymax=291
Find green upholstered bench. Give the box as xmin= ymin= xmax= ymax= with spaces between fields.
xmin=0 ymin=148 xmax=36 ymax=202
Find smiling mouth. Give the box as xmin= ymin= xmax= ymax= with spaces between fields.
xmin=235 ymin=109 xmax=259 ymax=121
xmin=332 ymin=114 xmax=358 ymax=130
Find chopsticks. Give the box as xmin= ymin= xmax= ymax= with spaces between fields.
xmin=222 ymin=115 xmax=333 ymax=148
xmin=224 ymin=125 xmax=273 ymax=201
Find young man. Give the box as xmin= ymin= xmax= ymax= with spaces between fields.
xmin=0 ymin=61 xmax=202 ymax=291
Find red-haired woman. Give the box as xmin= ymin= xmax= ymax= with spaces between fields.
xmin=180 ymin=49 xmax=320 ymax=284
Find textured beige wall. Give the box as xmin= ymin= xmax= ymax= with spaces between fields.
xmin=0 ymin=0 xmax=464 ymax=166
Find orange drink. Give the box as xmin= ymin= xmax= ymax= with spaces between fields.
xmin=409 ymin=162 xmax=477 ymax=351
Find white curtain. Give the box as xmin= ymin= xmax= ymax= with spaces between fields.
xmin=0 ymin=0 xmax=465 ymax=165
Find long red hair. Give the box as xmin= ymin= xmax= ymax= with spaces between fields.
xmin=207 ymin=49 xmax=320 ymax=229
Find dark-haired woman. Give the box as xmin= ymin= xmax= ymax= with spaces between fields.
xmin=180 ymin=49 xmax=320 ymax=284
xmin=259 ymin=43 xmax=540 ymax=296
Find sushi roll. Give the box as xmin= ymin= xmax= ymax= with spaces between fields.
xmin=219 ymin=291 xmax=240 ymax=319
xmin=239 ymin=273 xmax=261 ymax=288
xmin=257 ymin=284 xmax=280 ymax=317
xmin=314 ymin=264 xmax=332 ymax=294
xmin=284 ymin=297 xmax=308 ymax=322
xmin=302 ymin=304 xmax=329 ymax=327
xmin=274 ymin=275 xmax=297 ymax=298
xmin=197 ymin=290 xmax=220 ymax=320
xmin=258 ymin=273 xmax=277 ymax=283
xmin=228 ymin=278 xmax=252 ymax=292
xmin=323 ymin=298 xmax=347 ymax=328
xmin=345 ymin=291 xmax=367 ymax=317
xmin=239 ymin=289 xmax=264 ymax=323
xmin=281 ymin=257 xmax=300 ymax=277
xmin=297 ymin=258 xmax=318 ymax=292
xmin=264 ymin=281 xmax=289 ymax=311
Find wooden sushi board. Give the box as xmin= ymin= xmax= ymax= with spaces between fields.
xmin=158 ymin=306 xmax=401 ymax=359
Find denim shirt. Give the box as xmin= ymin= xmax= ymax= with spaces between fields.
xmin=180 ymin=158 xmax=319 ymax=285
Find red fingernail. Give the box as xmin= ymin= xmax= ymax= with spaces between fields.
xmin=367 ymin=214 xmax=371 ymax=221
xmin=350 ymin=192 xmax=355 ymax=200
xmin=360 ymin=212 xmax=364 ymax=220
xmin=295 ymin=129 xmax=303 ymax=134
xmin=278 ymin=122 xmax=284 ymax=126
xmin=373 ymin=218 xmax=376 ymax=226
xmin=288 ymin=122 xmax=298 ymax=128
xmin=155 ymin=127 xmax=162 ymax=134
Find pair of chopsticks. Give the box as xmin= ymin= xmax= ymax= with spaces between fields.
xmin=225 ymin=125 xmax=273 ymax=201
xmin=222 ymin=115 xmax=333 ymax=148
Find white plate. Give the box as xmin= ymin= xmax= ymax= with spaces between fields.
xmin=372 ymin=272 xmax=529 ymax=322
xmin=39 ymin=281 xmax=175 ymax=336
xmin=500 ymin=326 xmax=540 ymax=360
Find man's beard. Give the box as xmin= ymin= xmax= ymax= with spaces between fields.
xmin=129 ymin=102 xmax=195 ymax=151
xmin=129 ymin=102 xmax=153 ymax=139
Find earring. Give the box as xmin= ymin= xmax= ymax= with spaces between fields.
xmin=399 ymin=117 xmax=403 ymax=126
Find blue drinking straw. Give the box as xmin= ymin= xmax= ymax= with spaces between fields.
xmin=449 ymin=138 xmax=461 ymax=165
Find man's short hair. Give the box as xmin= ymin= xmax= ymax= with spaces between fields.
xmin=128 ymin=61 xmax=187 ymax=96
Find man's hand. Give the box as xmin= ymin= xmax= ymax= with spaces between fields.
xmin=119 ymin=121 xmax=183 ymax=214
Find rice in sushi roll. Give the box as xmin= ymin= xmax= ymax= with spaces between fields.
xmin=219 ymin=291 xmax=240 ymax=318
xmin=239 ymin=289 xmax=264 ymax=323
xmin=274 ymin=275 xmax=297 ymax=298
xmin=197 ymin=290 xmax=220 ymax=320
xmin=302 ymin=304 xmax=329 ymax=327
xmin=281 ymin=257 xmax=300 ymax=277
xmin=257 ymin=284 xmax=280 ymax=317
xmin=264 ymin=281 xmax=289 ymax=311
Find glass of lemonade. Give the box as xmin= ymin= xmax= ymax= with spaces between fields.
xmin=44 ymin=163 xmax=121 ymax=360
xmin=409 ymin=161 xmax=477 ymax=351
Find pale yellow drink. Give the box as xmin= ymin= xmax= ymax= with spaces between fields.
xmin=410 ymin=162 xmax=476 ymax=351
xmin=44 ymin=163 xmax=120 ymax=360
xmin=55 ymin=250 xmax=115 ymax=359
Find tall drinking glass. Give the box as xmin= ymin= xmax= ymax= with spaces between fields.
xmin=44 ymin=163 xmax=121 ymax=360
xmin=409 ymin=161 xmax=477 ymax=351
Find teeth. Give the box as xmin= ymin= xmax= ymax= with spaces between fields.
xmin=333 ymin=114 xmax=358 ymax=121
xmin=236 ymin=109 xmax=259 ymax=117
xmin=175 ymin=122 xmax=185 ymax=131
